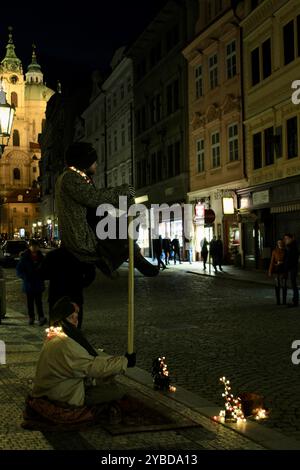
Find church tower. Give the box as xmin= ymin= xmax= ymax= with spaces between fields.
xmin=0 ymin=27 xmax=54 ymax=239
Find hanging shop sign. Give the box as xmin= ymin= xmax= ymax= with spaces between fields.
xmin=252 ymin=190 xmax=269 ymax=206
xmin=204 ymin=209 xmax=215 ymax=225
xmin=222 ymin=197 xmax=234 ymax=215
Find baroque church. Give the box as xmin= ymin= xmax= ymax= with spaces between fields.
xmin=0 ymin=27 xmax=54 ymax=239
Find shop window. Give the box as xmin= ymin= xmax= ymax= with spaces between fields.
xmin=287 ymin=116 xmax=298 ymax=159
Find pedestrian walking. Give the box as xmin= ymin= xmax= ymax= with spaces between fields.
xmin=162 ymin=236 xmax=171 ymax=265
xmin=200 ymin=237 xmax=209 ymax=270
xmin=153 ymin=235 xmax=167 ymax=270
xmin=216 ymin=236 xmax=224 ymax=271
xmin=16 ymin=239 xmax=46 ymax=326
xmin=185 ymin=235 xmax=193 ymax=264
xmin=210 ymin=236 xmax=218 ymax=272
xmin=56 ymin=142 xmax=158 ymax=278
xmin=283 ymin=233 xmax=299 ymax=307
xmin=171 ymin=235 xmax=182 ymax=265
xmin=268 ymin=239 xmax=287 ymax=305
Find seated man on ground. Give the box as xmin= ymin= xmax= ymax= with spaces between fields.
xmin=23 ymin=297 xmax=136 ymax=427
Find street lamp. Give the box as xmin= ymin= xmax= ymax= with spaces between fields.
xmin=0 ymin=83 xmax=15 ymax=157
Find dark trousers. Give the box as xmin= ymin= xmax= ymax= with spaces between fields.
xmin=290 ymin=269 xmax=299 ymax=305
xmin=274 ymin=275 xmax=287 ymax=305
xmin=27 ymin=292 xmax=44 ymax=320
xmin=155 ymin=254 xmax=166 ymax=269
xmin=174 ymin=250 xmax=181 ymax=264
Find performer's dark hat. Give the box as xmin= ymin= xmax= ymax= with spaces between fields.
xmin=65 ymin=142 xmax=97 ymax=171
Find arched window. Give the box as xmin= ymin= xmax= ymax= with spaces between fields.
xmin=11 ymin=92 xmax=18 ymax=108
xmin=13 ymin=168 xmax=21 ymax=180
xmin=13 ymin=130 xmax=20 ymax=147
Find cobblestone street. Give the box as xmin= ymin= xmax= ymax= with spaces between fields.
xmin=3 ymin=262 xmax=300 ymax=443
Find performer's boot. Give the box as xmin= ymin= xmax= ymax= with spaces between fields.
xmin=275 ymin=286 xmax=281 ymax=305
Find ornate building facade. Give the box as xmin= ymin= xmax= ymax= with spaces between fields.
xmin=0 ymin=28 xmax=54 ymax=238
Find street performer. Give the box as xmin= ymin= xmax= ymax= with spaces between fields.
xmin=55 ymin=141 xmax=158 ymax=278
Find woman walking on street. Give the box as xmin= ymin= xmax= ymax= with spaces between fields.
xmin=200 ymin=238 xmax=209 ymax=270
xmin=268 ymin=239 xmax=287 ymax=305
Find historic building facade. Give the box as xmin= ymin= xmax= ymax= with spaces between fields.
xmin=127 ymin=0 xmax=198 ymax=255
xmin=183 ymin=0 xmax=247 ymax=264
xmin=237 ymin=0 xmax=300 ymax=268
xmin=0 ymin=28 xmax=54 ymax=238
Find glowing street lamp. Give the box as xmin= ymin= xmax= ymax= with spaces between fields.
xmin=0 ymin=83 xmax=15 ymax=157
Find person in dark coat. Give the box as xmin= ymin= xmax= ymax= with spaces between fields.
xmin=40 ymin=246 xmax=96 ymax=328
xmin=200 ymin=238 xmax=209 ymax=270
xmin=283 ymin=233 xmax=299 ymax=307
xmin=162 ymin=236 xmax=171 ymax=265
xmin=16 ymin=239 xmax=46 ymax=326
xmin=209 ymin=236 xmax=218 ymax=272
xmin=153 ymin=235 xmax=166 ymax=270
xmin=171 ymin=235 xmax=182 ymax=265
xmin=216 ymin=236 xmax=224 ymax=271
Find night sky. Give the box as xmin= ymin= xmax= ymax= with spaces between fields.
xmin=0 ymin=0 xmax=167 ymax=91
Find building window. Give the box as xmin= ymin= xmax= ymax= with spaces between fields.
xmin=150 ymin=94 xmax=162 ymax=125
xmin=24 ymin=219 xmax=29 ymax=226
xmin=166 ymin=79 xmax=179 ymax=114
xmin=228 ymin=124 xmax=239 ymax=161
xmin=120 ymin=84 xmax=125 ymax=100
xmin=24 ymin=207 xmax=28 ymax=213
xmin=211 ymin=132 xmax=220 ymax=168
xmin=174 ymin=141 xmax=180 ymax=175
xmin=262 ymin=38 xmax=271 ymax=79
xmin=253 ymin=132 xmax=262 ymax=169
xmin=196 ymin=139 xmax=205 ymax=172
xmin=13 ymin=207 xmax=17 ymax=213
xmin=113 ymin=129 xmax=118 ymax=152
xmin=151 ymin=153 xmax=157 ymax=184
xmin=251 ymin=47 xmax=260 ymax=85
xmin=32 ymin=166 xmax=37 ymax=173
xmin=121 ymin=123 xmax=126 ymax=146
xmin=264 ymin=127 xmax=274 ymax=166
xmin=167 ymin=144 xmax=174 ymax=178
xmin=11 ymin=91 xmax=18 ymax=107
xmin=195 ymin=65 xmax=203 ymax=99
xmin=13 ymin=168 xmax=21 ymax=180
xmin=166 ymin=24 xmax=179 ymax=51
xmin=13 ymin=129 xmax=20 ymax=146
xmin=128 ymin=115 xmax=131 ymax=141
xmin=127 ymin=76 xmax=132 ymax=92
xmin=107 ymin=96 xmax=111 ymax=115
xmin=35 ymin=207 xmax=39 ymax=213
xmin=107 ymin=132 xmax=112 ymax=157
xmin=287 ymin=116 xmax=298 ymax=159
xmin=283 ymin=20 xmax=295 ymax=65
xmin=209 ymin=54 xmax=218 ymax=89
xmin=226 ymin=40 xmax=236 ymax=79
xmin=150 ymin=42 xmax=162 ymax=68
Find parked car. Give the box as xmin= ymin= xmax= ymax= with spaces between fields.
xmin=0 ymin=240 xmax=28 ymax=267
